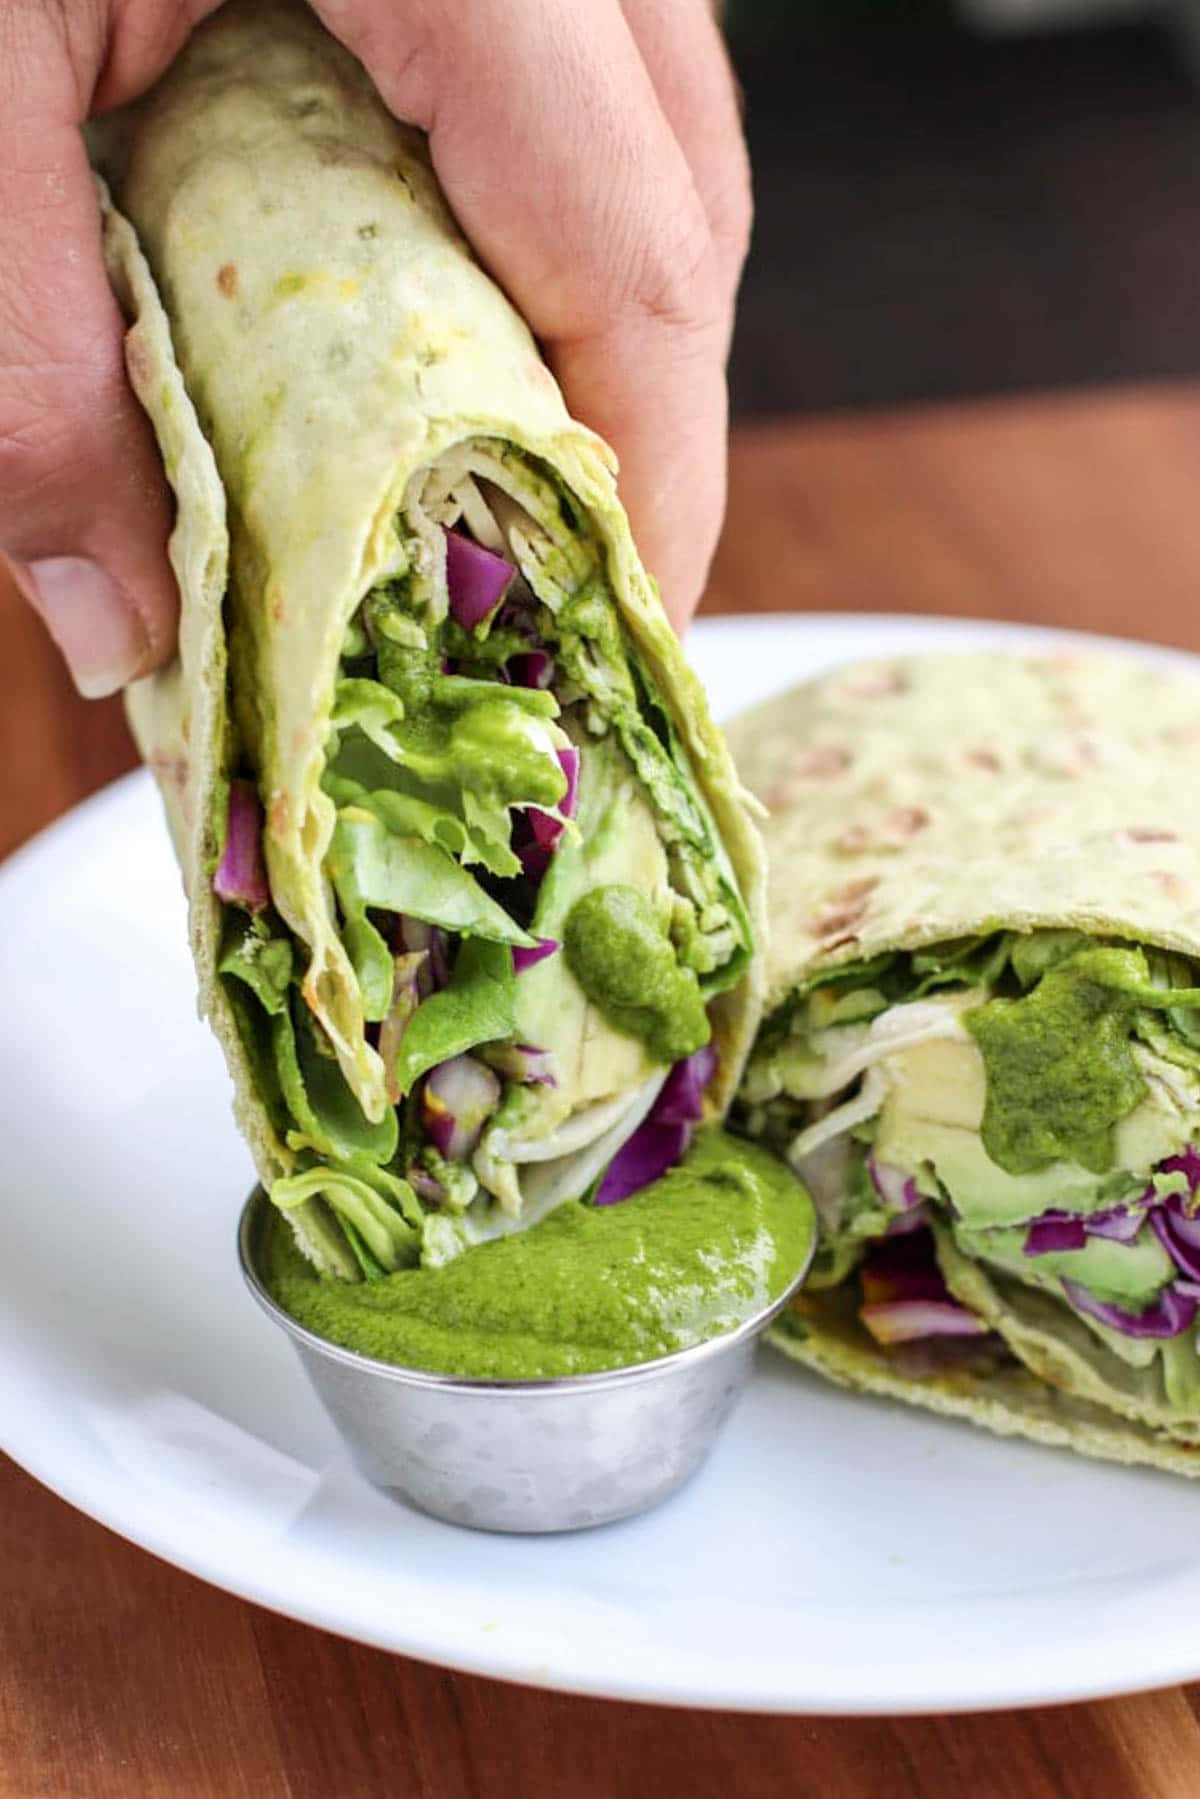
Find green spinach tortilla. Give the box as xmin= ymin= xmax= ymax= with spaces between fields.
xmin=91 ymin=0 xmax=765 ymax=1296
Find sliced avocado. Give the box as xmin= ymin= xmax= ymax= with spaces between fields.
xmin=512 ymin=732 xmax=666 ymax=1132
xmin=953 ymin=1221 xmax=1174 ymax=1308
xmin=874 ymin=1034 xmax=1195 ymax=1227
xmin=935 ymin=1225 xmax=1162 ymax=1375
xmin=1163 ymin=1332 xmax=1200 ymax=1413
xmin=875 ymin=1113 xmax=1107 ymax=1227
xmin=883 ymin=1031 xmax=988 ymax=1132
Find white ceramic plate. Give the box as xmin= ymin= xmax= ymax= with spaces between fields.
xmin=6 ymin=613 xmax=1200 ymax=1716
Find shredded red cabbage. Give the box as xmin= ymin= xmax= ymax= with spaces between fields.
xmin=867 ymin=1155 xmax=922 ymax=1213
xmin=655 ymin=1043 xmax=718 ymax=1124
xmin=508 ymin=650 xmax=555 ymax=689
xmin=859 ymin=1229 xmax=989 ymax=1344
xmin=1024 ymin=1214 xmax=1088 ymax=1256
xmin=861 ymin=1299 xmax=990 ymax=1346
xmin=874 ymin=1149 xmax=1200 ymax=1345
xmin=444 ymin=529 xmax=514 ymax=628
xmin=593 ymin=1044 xmax=718 ymax=1206
xmin=516 ymin=839 xmax=551 ymax=883
xmin=1150 ymin=1202 xmax=1200 ymax=1284
xmin=529 ymin=747 xmax=580 ymax=855
xmin=395 ymin=917 xmax=448 ymax=991
xmin=512 ymin=938 xmax=559 ymax=974
xmin=479 ymin=1042 xmax=557 ymax=1086
xmin=884 ymin=1204 xmax=930 ymax=1237
xmin=1082 ymin=1206 xmax=1145 ymax=1243
xmin=593 ymin=1121 xmax=691 ymax=1209
xmin=1061 ymin=1277 xmax=1197 ymax=1339
xmin=408 ymin=1166 xmax=446 ymax=1205
xmin=1158 ymin=1147 xmax=1200 ymax=1190
xmin=422 ymin=1055 xmax=500 ymax=1160
xmin=861 ymin=1240 xmax=948 ymax=1306
xmin=213 ymin=781 xmax=270 ymax=912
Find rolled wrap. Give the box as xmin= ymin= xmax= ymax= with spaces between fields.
xmin=730 ymin=650 xmax=1200 ymax=1478
xmin=94 ymin=0 xmax=764 ymax=1277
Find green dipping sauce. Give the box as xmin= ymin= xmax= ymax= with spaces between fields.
xmin=258 ymin=1127 xmax=816 ymax=1379
xmin=562 ymin=882 xmax=711 ymax=1065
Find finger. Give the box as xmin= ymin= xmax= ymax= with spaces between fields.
xmin=314 ymin=0 xmax=730 ymax=627
xmin=0 ymin=8 xmax=189 ymax=695
xmin=620 ymin=0 xmax=753 ymax=354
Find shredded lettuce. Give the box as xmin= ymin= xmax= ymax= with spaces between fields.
xmin=216 ymin=454 xmax=753 ymax=1280
xmin=327 ymin=811 xmax=534 ymax=947
xmin=219 ymin=917 xmax=293 ymax=1015
xmin=389 ymin=939 xmax=516 ymax=1096
xmin=272 ymin=1164 xmax=419 ymax=1274
xmin=748 ymin=929 xmax=1200 ymax=1423
xmin=276 ymin=997 xmax=400 ymax=1165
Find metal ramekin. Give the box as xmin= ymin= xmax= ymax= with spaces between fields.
xmin=238 ymin=1188 xmax=814 ymax=1534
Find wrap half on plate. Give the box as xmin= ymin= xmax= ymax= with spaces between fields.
xmin=94 ymin=1 xmax=763 ymax=1280
xmin=729 ymin=650 xmax=1200 ymax=1476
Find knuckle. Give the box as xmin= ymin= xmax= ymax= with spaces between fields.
xmin=624 ymin=192 xmax=723 ymax=342
xmin=718 ymin=157 xmax=754 ymax=268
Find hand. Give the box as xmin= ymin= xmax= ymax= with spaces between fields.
xmin=0 ymin=0 xmax=750 ymax=697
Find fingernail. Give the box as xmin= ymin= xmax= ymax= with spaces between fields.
xmin=10 ymin=555 xmax=149 ymax=698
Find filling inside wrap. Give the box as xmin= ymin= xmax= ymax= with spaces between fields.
xmin=216 ymin=446 xmax=752 ymax=1279
xmin=738 ymin=931 xmax=1200 ymax=1437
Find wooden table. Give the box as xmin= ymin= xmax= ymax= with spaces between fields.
xmin=6 ymin=382 xmax=1200 ymax=1796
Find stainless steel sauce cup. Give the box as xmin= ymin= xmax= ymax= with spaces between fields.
xmin=238 ymin=1188 xmax=814 ymax=1534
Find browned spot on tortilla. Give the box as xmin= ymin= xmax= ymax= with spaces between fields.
xmin=1151 ymin=869 xmax=1187 ymax=901
xmin=1031 ymin=735 xmax=1104 ymax=778
xmin=837 ymin=806 xmax=931 ymax=854
xmin=764 ymin=744 xmax=854 ymax=811
xmin=811 ymin=876 xmax=879 ymax=939
xmin=1121 ymin=827 xmax=1179 ymax=844
xmin=843 ymin=667 xmax=908 ymax=700
xmin=271 ymin=588 xmax=285 ymax=623
xmin=216 ymin=262 xmax=238 ymax=297
xmin=822 ymin=933 xmax=862 ymax=954
xmin=794 ymin=744 xmax=852 ymax=780
xmin=269 ymin=793 xmax=290 ymax=837
xmin=150 ymin=750 xmax=187 ymax=791
xmin=835 ymin=824 xmax=873 ymax=854
xmin=966 ymin=747 xmax=1003 ymax=773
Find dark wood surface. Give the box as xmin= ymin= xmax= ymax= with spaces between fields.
xmin=730 ymin=18 xmax=1200 ymax=418
xmin=6 ymin=383 xmax=1200 ymax=1796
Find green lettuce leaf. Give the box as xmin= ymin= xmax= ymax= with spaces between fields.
xmin=1009 ymin=930 xmax=1088 ymax=990
xmin=271 ymin=1163 xmax=418 ymax=1275
xmin=390 ymin=938 xmax=517 ymax=1096
xmin=218 ymin=918 xmax=293 ymax=1015
xmin=910 ymin=931 xmax=1012 ymax=996
xmin=327 ymin=810 xmax=534 ymax=946
xmin=341 ymin=913 xmax=394 ymax=1023
xmin=326 ymin=667 xmax=567 ymax=884
xmin=275 ymin=996 xmax=400 ymax=1165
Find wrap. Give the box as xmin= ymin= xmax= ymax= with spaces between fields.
xmin=94 ymin=0 xmax=764 ymax=1280
xmin=729 ymin=650 xmax=1200 ymax=1477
